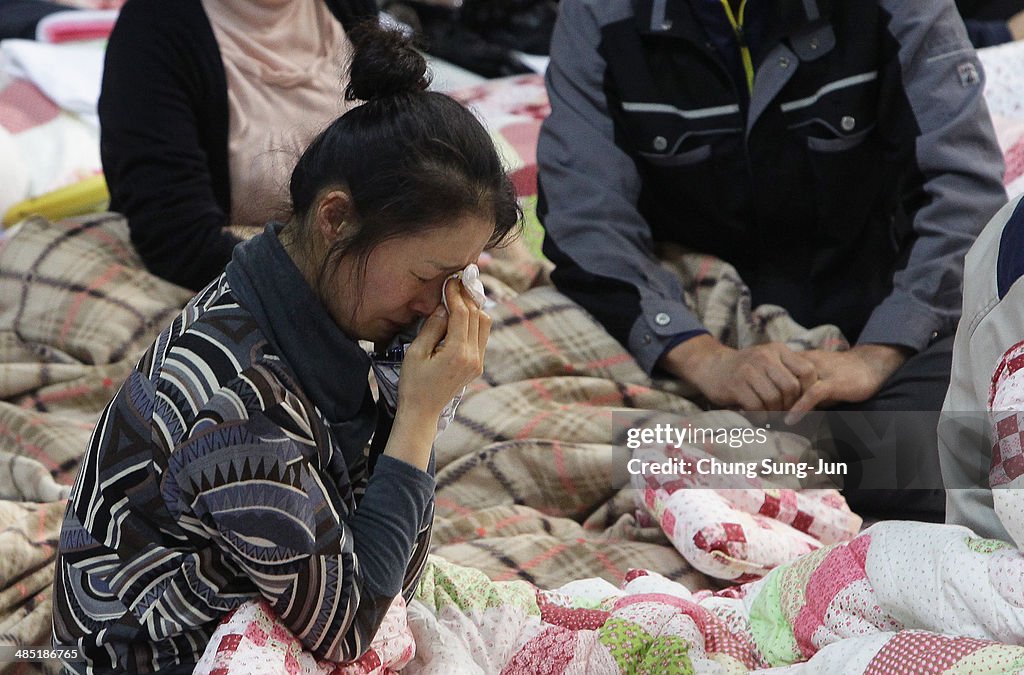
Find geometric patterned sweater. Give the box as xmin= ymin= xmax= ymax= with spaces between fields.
xmin=52 ymin=267 xmax=436 ymax=674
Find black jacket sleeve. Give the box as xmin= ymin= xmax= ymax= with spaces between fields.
xmin=963 ymin=18 xmax=1013 ymax=47
xmin=99 ymin=0 xmax=240 ymax=291
xmin=0 ymin=0 xmax=65 ymax=40
xmin=325 ymin=0 xmax=378 ymax=27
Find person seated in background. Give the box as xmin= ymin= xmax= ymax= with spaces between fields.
xmin=537 ymin=0 xmax=1008 ymax=519
xmin=97 ymin=0 xmax=377 ymax=291
xmin=0 ymin=0 xmax=81 ymax=40
xmin=958 ymin=0 xmax=1024 ymax=48
xmin=52 ymin=25 xmax=521 ymax=674
xmin=940 ymin=194 xmax=1024 ymax=542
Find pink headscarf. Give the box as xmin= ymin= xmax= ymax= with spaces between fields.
xmin=200 ymin=0 xmax=354 ymax=226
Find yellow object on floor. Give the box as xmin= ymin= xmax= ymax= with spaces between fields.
xmin=2 ymin=174 xmax=109 ymax=228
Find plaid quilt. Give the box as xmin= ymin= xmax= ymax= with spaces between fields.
xmin=0 ymin=215 xmax=191 ymax=669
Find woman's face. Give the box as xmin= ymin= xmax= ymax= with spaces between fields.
xmin=328 ymin=213 xmax=495 ymax=344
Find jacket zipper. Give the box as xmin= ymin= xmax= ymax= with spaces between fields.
xmin=719 ymin=0 xmax=753 ymax=94
xmin=717 ymin=0 xmax=756 ymax=229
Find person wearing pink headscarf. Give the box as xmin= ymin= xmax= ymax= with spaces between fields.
xmin=98 ymin=0 xmax=377 ymax=291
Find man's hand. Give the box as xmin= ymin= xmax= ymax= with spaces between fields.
xmin=784 ymin=344 xmax=912 ymax=424
xmin=660 ymin=335 xmax=817 ymax=411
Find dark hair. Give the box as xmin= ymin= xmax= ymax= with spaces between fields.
xmin=285 ymin=21 xmax=522 ymax=296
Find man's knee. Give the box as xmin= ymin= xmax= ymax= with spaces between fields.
xmin=826 ymin=336 xmax=954 ymax=519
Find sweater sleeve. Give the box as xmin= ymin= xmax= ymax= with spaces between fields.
xmin=169 ymin=407 xmax=435 ymax=662
xmin=99 ymin=0 xmax=240 ymax=291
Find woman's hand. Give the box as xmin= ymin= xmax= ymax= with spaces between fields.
xmin=400 ymin=279 xmax=491 ymax=415
xmin=384 ymin=280 xmax=491 ymax=470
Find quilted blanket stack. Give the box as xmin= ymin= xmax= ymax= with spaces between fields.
xmin=198 ymin=520 xmax=1024 ymax=674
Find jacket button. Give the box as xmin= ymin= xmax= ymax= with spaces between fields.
xmin=778 ymin=56 xmax=790 ymax=68
xmin=809 ymin=37 xmax=819 ymax=50
xmin=654 ymin=312 xmax=671 ymax=326
xmin=653 ymin=136 xmax=668 ymax=151
xmin=642 ymin=334 xmax=653 ymax=344
xmin=841 ymin=115 xmax=856 ymax=131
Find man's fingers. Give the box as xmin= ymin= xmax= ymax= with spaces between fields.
xmin=745 ymin=370 xmax=786 ymax=410
xmin=779 ymin=348 xmax=818 ymax=391
xmin=764 ymin=363 xmax=803 ymax=409
xmin=785 ymin=380 xmax=832 ymax=425
xmin=734 ymin=383 xmax=767 ymax=412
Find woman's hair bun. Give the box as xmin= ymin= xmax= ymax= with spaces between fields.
xmin=345 ymin=22 xmax=431 ymax=102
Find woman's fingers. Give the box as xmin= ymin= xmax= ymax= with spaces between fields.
xmin=462 ymin=284 xmax=480 ymax=358
xmin=450 ymin=283 xmax=489 ymax=381
xmin=407 ymin=304 xmax=448 ymax=359
xmin=442 ymin=277 xmax=471 ymax=347
xmin=477 ymin=310 xmax=491 ymax=356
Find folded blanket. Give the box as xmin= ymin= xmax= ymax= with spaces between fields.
xmin=203 ymin=530 xmax=1024 ymax=674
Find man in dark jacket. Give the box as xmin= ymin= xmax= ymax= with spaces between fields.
xmin=538 ymin=0 xmax=1008 ymax=517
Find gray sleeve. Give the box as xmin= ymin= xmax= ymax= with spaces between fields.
xmin=348 ymin=454 xmax=435 ymax=595
xmin=538 ymin=0 xmax=705 ymax=373
xmin=860 ymin=0 xmax=1008 ymax=351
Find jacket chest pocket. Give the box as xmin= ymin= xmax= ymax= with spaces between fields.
xmin=639 ymin=143 xmax=713 ymax=167
xmin=780 ymin=70 xmax=879 ymax=153
xmin=616 ymin=100 xmax=743 ymax=167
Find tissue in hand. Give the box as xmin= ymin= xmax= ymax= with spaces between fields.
xmin=444 ymin=263 xmax=487 ymax=309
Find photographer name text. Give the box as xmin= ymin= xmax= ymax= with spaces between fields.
xmin=626 ymin=457 xmax=847 ymax=480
